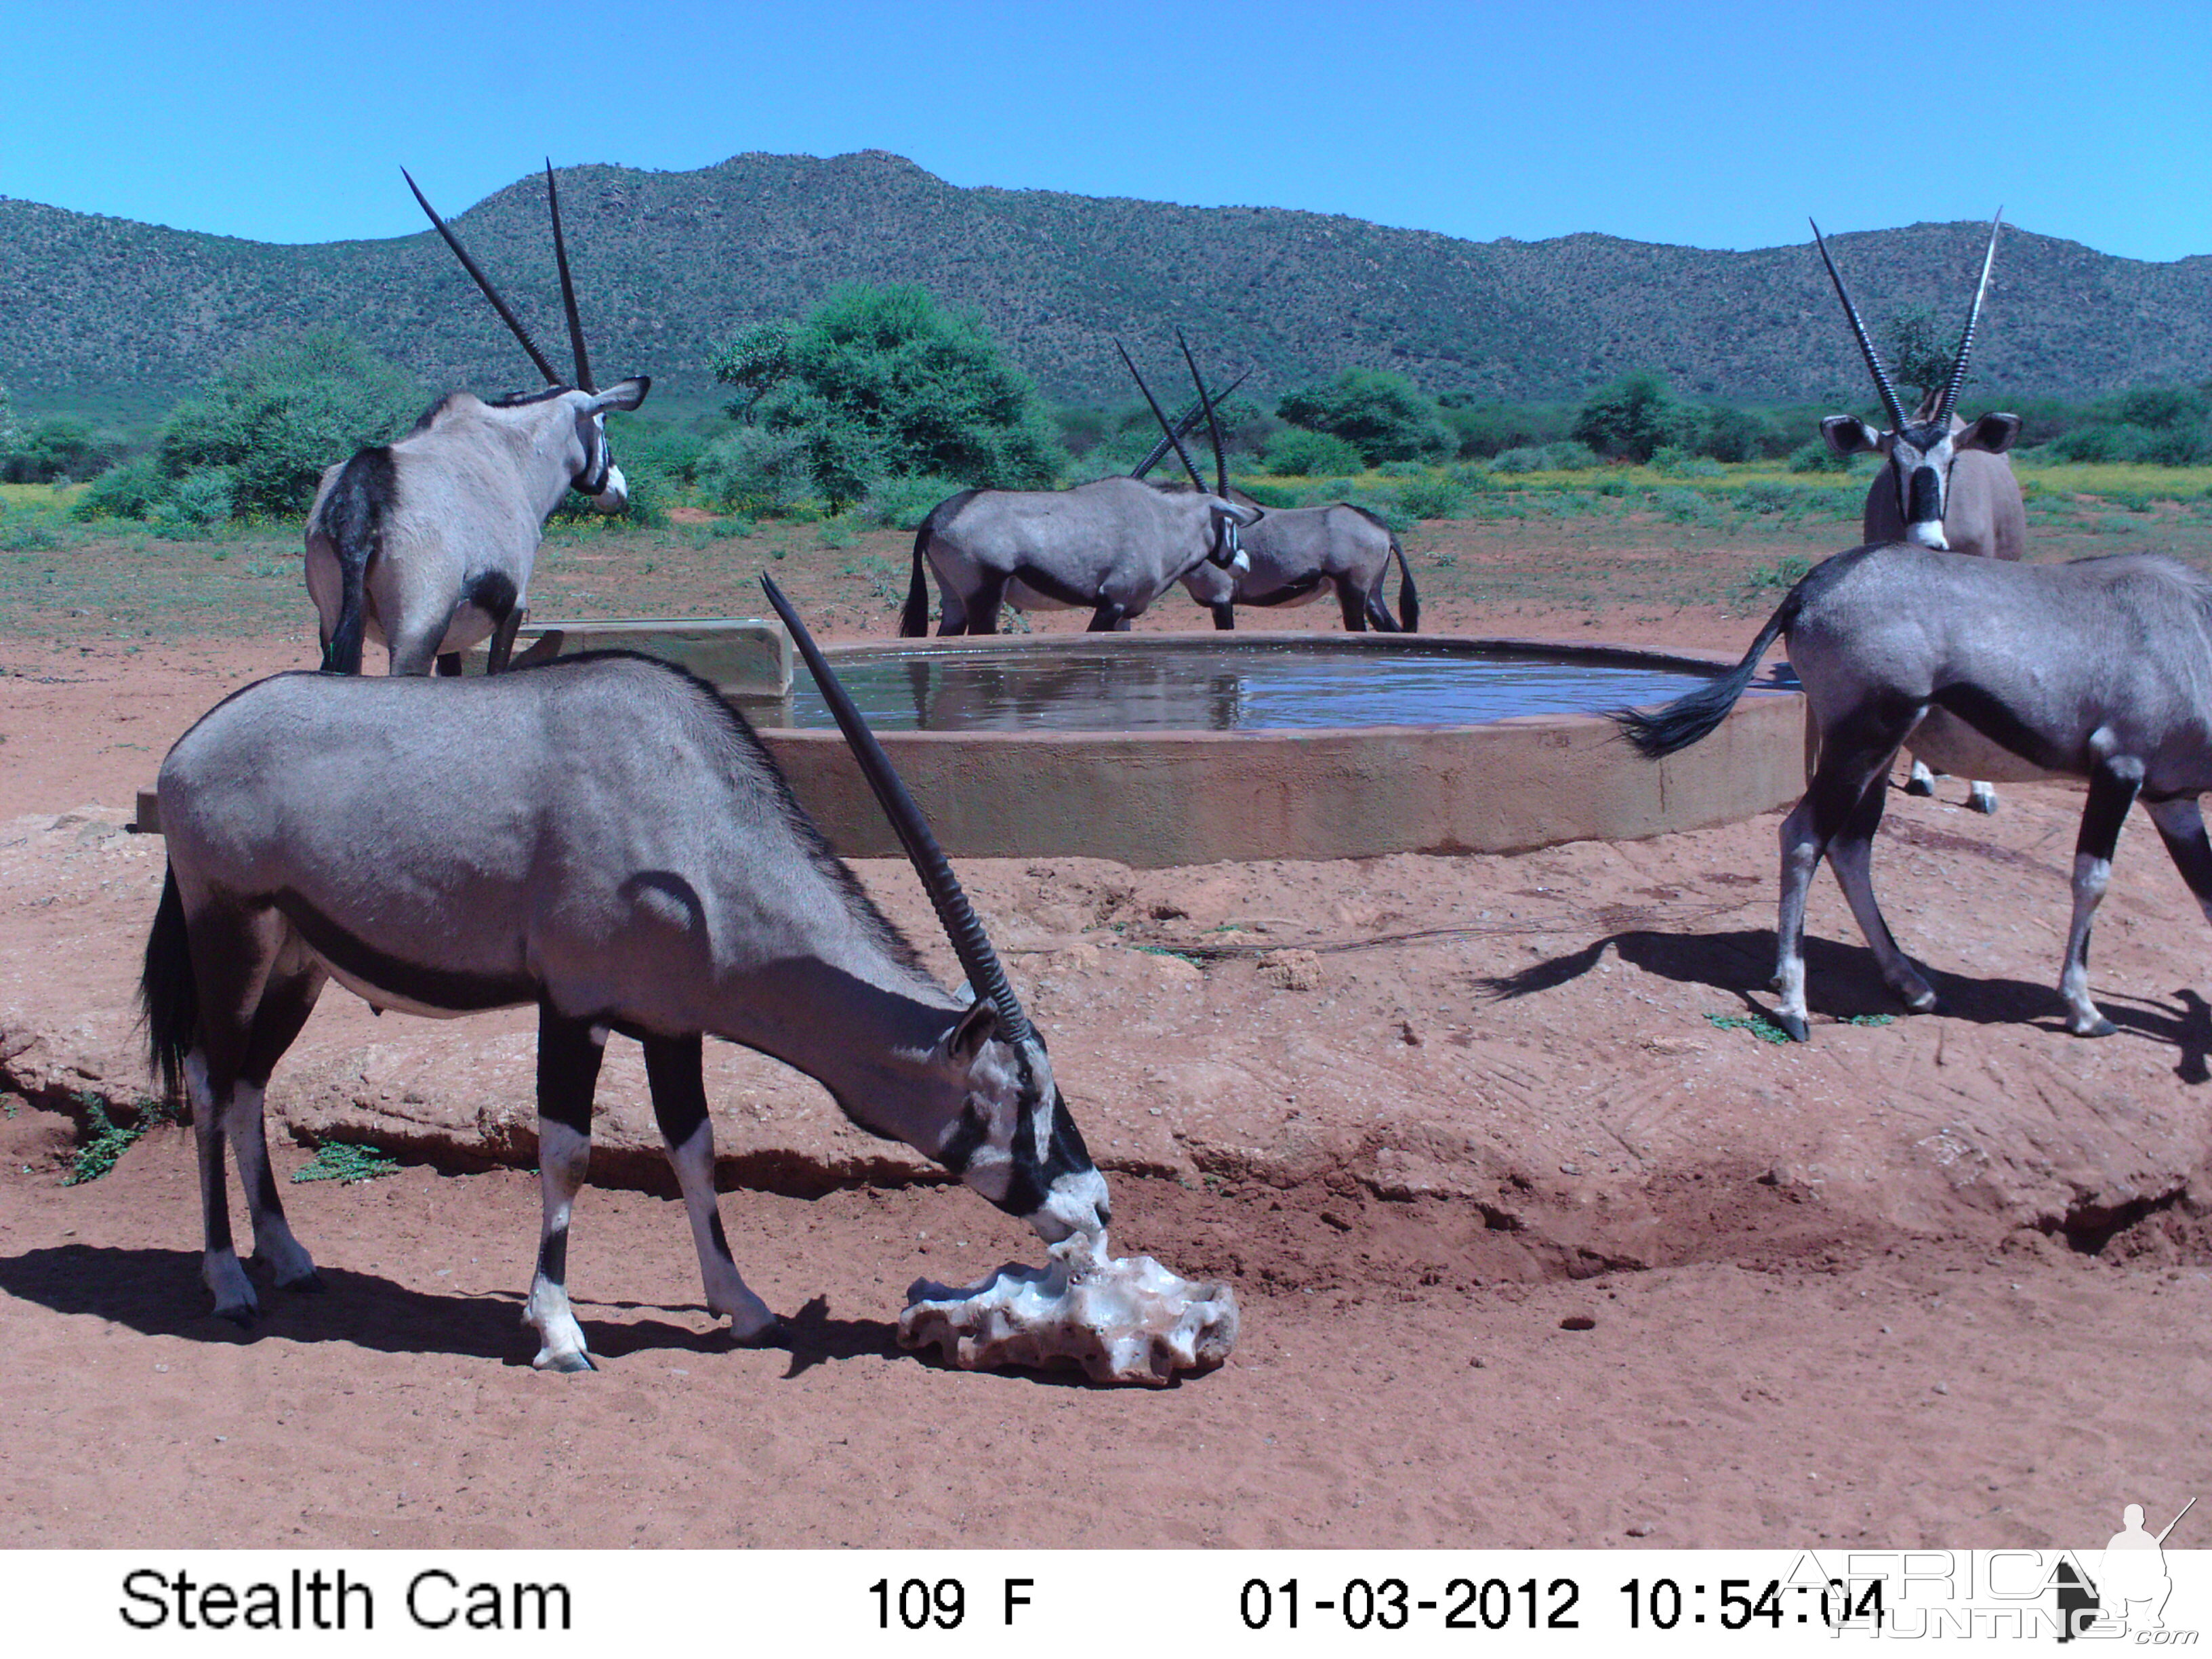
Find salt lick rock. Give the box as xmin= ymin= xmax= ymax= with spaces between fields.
xmin=898 ymin=1233 xmax=1241 ymax=1386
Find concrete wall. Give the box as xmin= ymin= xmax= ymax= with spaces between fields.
xmin=762 ymin=671 xmax=1803 ymax=867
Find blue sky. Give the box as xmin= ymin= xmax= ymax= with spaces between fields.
xmin=7 ymin=1 xmax=2209 ymax=260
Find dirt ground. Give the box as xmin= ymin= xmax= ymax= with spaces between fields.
xmin=1 ymin=532 xmax=2208 ymax=1551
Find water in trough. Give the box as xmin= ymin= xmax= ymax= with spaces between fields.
xmin=779 ymin=639 xmax=1739 ymax=733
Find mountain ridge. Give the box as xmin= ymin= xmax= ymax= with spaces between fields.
xmin=1 ymin=150 xmax=2205 ymax=413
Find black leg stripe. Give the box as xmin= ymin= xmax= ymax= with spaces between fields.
xmin=537 ymin=1002 xmax=605 ymax=1137
xmin=537 ymin=1223 xmax=569 ymax=1284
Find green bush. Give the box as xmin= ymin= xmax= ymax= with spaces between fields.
xmin=1393 ymin=472 xmax=1469 ymax=520
xmin=863 ymin=472 xmax=966 ymax=531
xmin=1263 ymin=426 xmax=1367 ymax=476
xmin=157 ymin=329 xmax=424 ymax=516
xmin=697 ymin=426 xmax=814 ymax=514
xmin=718 ymin=283 xmax=1065 ymax=511
xmin=1787 ymin=440 xmax=1853 ymax=473
xmin=2 ymin=415 xmax=129 ymax=485
xmin=73 ymin=455 xmax=169 ymax=520
xmin=1276 ymin=367 xmax=1452 ymax=464
xmin=1572 ymin=370 xmax=1682 ymax=463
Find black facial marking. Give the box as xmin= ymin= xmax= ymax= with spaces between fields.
xmin=938 ymin=1103 xmax=988 ymax=1176
xmin=276 ymin=888 xmax=537 ymax=1013
xmin=571 ymin=410 xmax=609 ymax=494
xmin=1907 ymin=465 xmax=1943 ymax=525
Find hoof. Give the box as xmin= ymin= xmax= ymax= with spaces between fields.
xmin=280 ymin=1269 xmax=325 ymax=1294
xmin=2069 ymin=1015 xmax=2118 ymax=1039
xmin=214 ymin=1305 xmax=256 ymax=1330
xmin=1904 ymin=775 xmax=1935 ymax=797
xmin=534 ymin=1349 xmax=596 ymax=1374
xmin=1774 ymin=1010 xmax=1810 ymax=1043
xmin=1902 ymin=987 xmax=1940 ymax=1015
xmin=1967 ymin=791 xmax=1998 ymax=816
xmin=734 ymin=1317 xmax=790 ymax=1349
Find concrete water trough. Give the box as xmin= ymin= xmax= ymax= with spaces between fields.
xmin=136 ymin=620 xmax=1803 ymax=866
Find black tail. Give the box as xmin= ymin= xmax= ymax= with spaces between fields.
xmin=1612 ymin=548 xmax=1860 ymax=758
xmin=141 ymin=863 xmax=197 ymax=1113
xmin=315 ymin=448 xmax=396 ymax=673
xmin=902 ymin=490 xmax=975 ymax=638
xmin=1391 ymin=533 xmax=1420 ymax=632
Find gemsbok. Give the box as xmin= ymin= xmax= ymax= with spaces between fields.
xmin=901 ymin=338 xmax=1261 ymax=635
xmin=142 ymin=579 xmax=1108 ymax=1370
xmin=1812 ymin=211 xmax=2024 ymax=811
xmin=306 ymin=163 xmax=649 ymax=676
xmin=1616 ymin=542 xmax=2212 ymax=1044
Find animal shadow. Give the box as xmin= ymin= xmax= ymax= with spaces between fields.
xmin=0 ymin=1244 xmax=723 ymax=1368
xmin=1479 ymin=926 xmax=2211 ymax=1063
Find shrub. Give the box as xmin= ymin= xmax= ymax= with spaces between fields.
xmin=1393 ymin=472 xmax=1469 ymax=520
xmin=1489 ymin=441 xmax=1598 ymax=473
xmin=1739 ymin=480 xmax=1795 ymax=514
xmin=696 ymin=426 xmax=814 ymax=514
xmin=863 ymin=472 xmax=966 ymax=531
xmin=721 ymin=283 xmax=1065 ymax=510
xmin=1572 ymin=371 xmax=1681 ymax=462
xmin=1787 ymin=440 xmax=1853 ymax=473
xmin=157 ymin=329 xmax=424 ymax=516
xmin=1 ymin=415 xmax=128 ymax=485
xmin=73 ymin=455 xmax=168 ymax=520
xmin=1262 ymin=426 xmax=1367 ymax=476
xmin=1276 ymin=367 xmax=1452 ymax=464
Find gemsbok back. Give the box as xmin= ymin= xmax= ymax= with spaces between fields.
xmin=306 ymin=163 xmax=649 ymax=676
xmin=901 ymin=338 xmax=1261 ymax=635
xmin=142 ymin=579 xmax=1107 ymax=1370
xmin=1616 ymin=543 xmax=2212 ymax=1043
xmin=1811 ymin=211 xmax=2024 ymax=811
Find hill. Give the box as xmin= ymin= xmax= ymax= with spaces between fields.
xmin=1 ymin=150 xmax=2206 ymax=415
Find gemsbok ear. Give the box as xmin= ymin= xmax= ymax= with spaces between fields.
xmin=947 ymin=998 xmax=1002 ymax=1065
xmin=591 ymin=376 xmax=651 ymax=413
xmin=1958 ymin=411 xmax=2022 ymax=455
xmin=1821 ymin=414 xmax=1881 ymax=457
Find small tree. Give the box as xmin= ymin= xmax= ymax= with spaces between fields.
xmin=714 ymin=284 xmax=1064 ymax=510
xmin=708 ymin=320 xmax=794 ymax=422
xmin=1571 ymin=370 xmax=1683 ymax=463
xmin=1276 ymin=367 xmax=1450 ymax=464
xmin=159 ymin=329 xmax=424 ymax=516
xmin=1879 ymin=306 xmax=1958 ymax=410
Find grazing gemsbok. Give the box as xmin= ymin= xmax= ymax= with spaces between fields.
xmin=900 ymin=339 xmax=1261 ymax=635
xmin=1812 ymin=212 xmax=2024 ymax=811
xmin=306 ymin=163 xmax=649 ymax=676
xmin=1124 ymin=356 xmax=1418 ymax=632
xmin=141 ymin=579 xmax=1107 ymax=1370
xmin=1616 ymin=542 xmax=2212 ymax=1043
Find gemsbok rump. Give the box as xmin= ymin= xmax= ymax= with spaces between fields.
xmin=306 ymin=163 xmax=649 ymax=676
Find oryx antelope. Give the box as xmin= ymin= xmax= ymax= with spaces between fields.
xmin=306 ymin=163 xmax=649 ymax=676
xmin=141 ymin=581 xmax=1107 ymax=1370
xmin=1616 ymin=542 xmax=2212 ymax=1044
xmin=901 ymin=340 xmax=1261 ymax=635
xmin=1812 ymin=213 xmax=2024 ymax=811
xmin=1127 ymin=358 xmax=1418 ymax=633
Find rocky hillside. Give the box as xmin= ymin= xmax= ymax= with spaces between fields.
xmin=1 ymin=150 xmax=2205 ymax=411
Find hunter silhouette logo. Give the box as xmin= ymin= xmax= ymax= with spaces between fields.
xmin=2057 ymin=1496 xmax=2195 ymax=1641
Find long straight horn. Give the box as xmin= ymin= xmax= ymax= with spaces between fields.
xmin=1130 ymin=368 xmax=1251 ymax=480
xmin=403 ymin=167 xmax=563 ymax=386
xmin=544 ymin=159 xmax=594 ymax=394
xmin=1176 ymin=328 xmax=1231 ymax=498
xmin=1810 ymin=218 xmax=1907 ymax=432
xmin=1934 ymin=209 xmax=2003 ymax=427
xmin=758 ymin=575 xmax=1033 ymax=1047
xmin=1113 ymin=338 xmax=1208 ymax=492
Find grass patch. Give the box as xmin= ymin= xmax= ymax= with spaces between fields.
xmin=1705 ymin=1011 xmax=1793 ymax=1046
xmin=62 ymin=1092 xmax=170 ymax=1185
xmin=290 ymin=1141 xmax=401 ymax=1185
